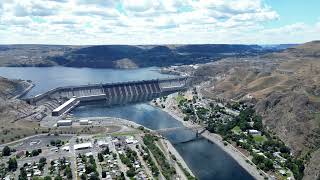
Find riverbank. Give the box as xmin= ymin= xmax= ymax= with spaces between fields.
xmin=159 ymin=138 xmax=195 ymax=178
xmin=201 ymin=131 xmax=267 ymax=180
xmin=12 ymin=80 xmax=34 ymax=99
xmin=150 ymin=94 xmax=197 ymax=129
xmin=151 ymin=94 xmax=268 ymax=180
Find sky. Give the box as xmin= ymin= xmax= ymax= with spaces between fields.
xmin=0 ymin=0 xmax=319 ymax=45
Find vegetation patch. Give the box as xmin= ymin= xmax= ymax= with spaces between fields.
xmin=176 ymin=94 xmax=187 ymax=105
xmin=253 ymin=135 xmax=267 ymax=143
xmin=231 ymin=126 xmax=241 ymax=134
xmin=143 ymin=134 xmax=176 ymax=179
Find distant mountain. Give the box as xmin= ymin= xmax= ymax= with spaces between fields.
xmin=0 ymin=44 xmax=289 ymax=68
xmin=259 ymin=44 xmax=300 ymax=50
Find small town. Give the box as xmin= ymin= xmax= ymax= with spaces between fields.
xmin=0 ymin=122 xmax=195 ymax=180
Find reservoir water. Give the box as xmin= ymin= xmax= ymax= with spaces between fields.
xmin=0 ymin=66 xmax=171 ymax=97
xmin=0 ymin=67 xmax=253 ymax=180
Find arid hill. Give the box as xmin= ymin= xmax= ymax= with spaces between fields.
xmin=0 ymin=77 xmax=43 ymax=144
xmin=186 ymin=41 xmax=320 ymax=180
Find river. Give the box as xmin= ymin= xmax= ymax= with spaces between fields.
xmin=0 ymin=67 xmax=254 ymax=180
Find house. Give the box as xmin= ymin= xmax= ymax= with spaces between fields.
xmin=62 ymin=146 xmax=70 ymax=151
xmin=34 ymin=169 xmax=41 ymax=176
xmin=279 ymin=169 xmax=287 ymax=176
xmin=248 ymin=129 xmax=261 ymax=135
xmin=125 ymin=136 xmax=138 ymax=144
xmin=86 ymin=152 xmax=93 ymax=157
xmin=97 ymin=140 xmax=109 ymax=147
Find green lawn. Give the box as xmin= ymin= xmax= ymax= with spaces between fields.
xmin=176 ymin=94 xmax=187 ymax=104
xmin=231 ymin=126 xmax=242 ymax=134
xmin=253 ymin=135 xmax=267 ymax=143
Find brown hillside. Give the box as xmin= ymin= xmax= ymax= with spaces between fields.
xmin=191 ymin=41 xmax=320 ymax=180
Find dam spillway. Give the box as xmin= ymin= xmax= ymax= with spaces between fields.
xmin=26 ymin=77 xmax=188 ymax=116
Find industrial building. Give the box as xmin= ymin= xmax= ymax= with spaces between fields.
xmin=57 ymin=120 xmax=72 ymax=127
xmin=74 ymin=142 xmax=93 ymax=150
xmin=52 ymin=98 xmax=79 ymax=116
xmin=79 ymin=119 xmax=91 ymax=125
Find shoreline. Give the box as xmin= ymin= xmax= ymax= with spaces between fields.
xmin=150 ymin=99 xmax=268 ymax=180
xmin=201 ymin=131 xmax=268 ymax=180
xmin=12 ymin=80 xmax=34 ymax=99
xmin=160 ymin=138 xmax=195 ymax=178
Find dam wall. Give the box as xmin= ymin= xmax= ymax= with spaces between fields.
xmin=26 ymin=77 xmax=188 ymax=116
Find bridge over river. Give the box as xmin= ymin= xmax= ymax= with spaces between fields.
xmin=154 ymin=126 xmax=206 ymax=138
xmin=26 ymin=77 xmax=189 ymax=116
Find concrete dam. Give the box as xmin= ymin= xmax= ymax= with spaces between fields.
xmin=26 ymin=77 xmax=188 ymax=116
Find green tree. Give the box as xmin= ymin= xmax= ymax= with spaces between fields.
xmin=7 ymin=158 xmax=18 ymax=171
xmin=102 ymin=147 xmax=109 ymax=155
xmin=39 ymin=157 xmax=47 ymax=164
xmin=280 ymin=146 xmax=290 ymax=154
xmin=80 ymin=174 xmax=87 ymax=180
xmin=102 ymin=171 xmax=106 ymax=178
xmin=253 ymin=115 xmax=263 ymax=131
xmin=18 ymin=168 xmax=27 ymax=180
xmin=264 ymin=159 xmax=274 ymax=171
xmin=2 ymin=146 xmax=11 ymax=156
xmin=85 ymin=164 xmax=96 ymax=174
xmin=44 ymin=176 xmax=52 ymax=180
xmin=65 ymin=166 xmax=72 ymax=179
xmin=25 ymin=151 xmax=30 ymax=157
xmin=252 ymin=154 xmax=265 ymax=165
xmin=54 ymin=176 xmax=62 ymax=180
xmin=31 ymin=149 xmax=39 ymax=156
xmin=126 ymin=168 xmax=136 ymax=177
xmin=98 ymin=153 xmax=104 ymax=162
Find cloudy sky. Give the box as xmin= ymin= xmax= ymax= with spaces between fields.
xmin=0 ymin=0 xmax=319 ymax=45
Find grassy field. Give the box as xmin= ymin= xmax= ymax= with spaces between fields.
xmin=231 ymin=126 xmax=242 ymax=134
xmin=176 ymin=94 xmax=187 ymax=104
xmin=253 ymin=135 xmax=267 ymax=143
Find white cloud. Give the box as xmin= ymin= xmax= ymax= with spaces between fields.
xmin=0 ymin=0 xmax=318 ymax=44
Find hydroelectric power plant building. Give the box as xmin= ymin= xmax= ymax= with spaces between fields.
xmin=26 ymin=77 xmax=188 ymax=116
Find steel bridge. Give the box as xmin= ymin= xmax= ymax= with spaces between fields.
xmin=154 ymin=126 xmax=206 ymax=137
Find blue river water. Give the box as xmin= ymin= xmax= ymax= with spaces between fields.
xmin=0 ymin=67 xmax=254 ymax=180
xmin=0 ymin=66 xmax=172 ymax=97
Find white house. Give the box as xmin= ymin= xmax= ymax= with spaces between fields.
xmin=248 ymin=129 xmax=261 ymax=135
